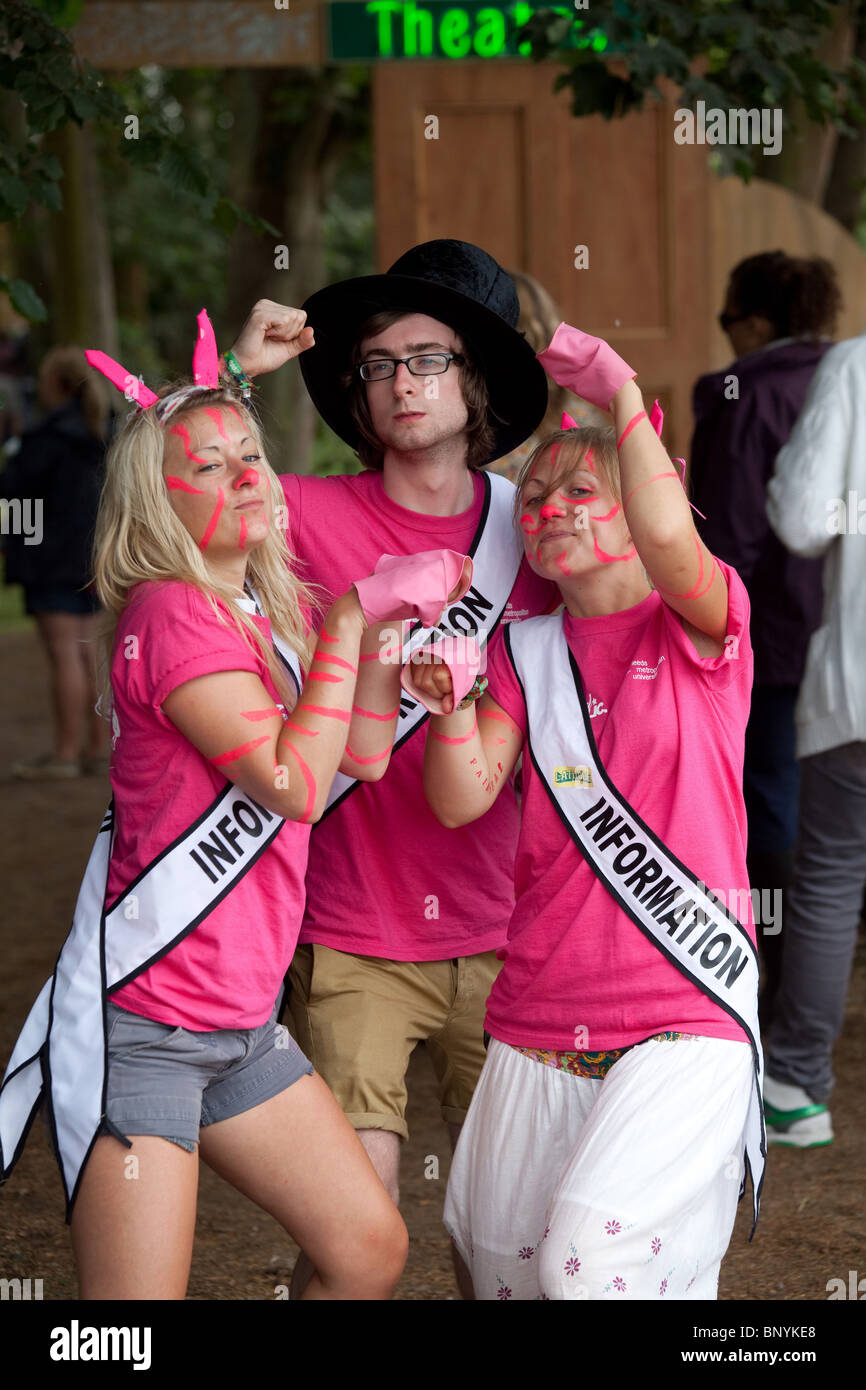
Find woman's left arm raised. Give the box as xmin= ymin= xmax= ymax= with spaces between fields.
xmin=611 ymin=379 xmax=729 ymax=649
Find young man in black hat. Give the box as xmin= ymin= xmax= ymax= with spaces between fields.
xmin=227 ymin=241 xmax=557 ymax=1296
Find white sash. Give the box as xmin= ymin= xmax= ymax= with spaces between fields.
xmin=0 ymin=627 xmax=302 ymax=1217
xmin=322 ymin=470 xmax=523 ymax=815
xmin=506 ymin=616 xmax=766 ymax=1232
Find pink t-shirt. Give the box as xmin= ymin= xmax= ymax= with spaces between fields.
xmin=483 ymin=561 xmax=756 ymax=1050
xmin=280 ymin=469 xmax=558 ymax=959
xmin=109 ymin=580 xmax=310 ymax=1031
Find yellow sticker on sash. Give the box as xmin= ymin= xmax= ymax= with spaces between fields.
xmin=553 ymin=766 xmax=593 ymax=787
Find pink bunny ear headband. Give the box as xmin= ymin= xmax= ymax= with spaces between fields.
xmin=558 ymin=405 xmax=706 ymax=519
xmin=85 ymin=309 xmax=238 ymax=425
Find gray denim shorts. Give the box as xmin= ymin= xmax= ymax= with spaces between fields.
xmin=103 ymin=1000 xmax=314 ymax=1152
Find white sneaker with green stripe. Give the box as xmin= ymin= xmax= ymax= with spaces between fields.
xmin=763 ymin=1075 xmax=833 ymax=1147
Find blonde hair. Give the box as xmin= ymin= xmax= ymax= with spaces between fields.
xmin=39 ymin=346 xmax=109 ymax=440
xmin=513 ymin=423 xmax=621 ymax=523
xmin=93 ymin=383 xmax=319 ymax=709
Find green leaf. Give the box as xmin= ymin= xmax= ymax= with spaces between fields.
xmin=67 ymin=88 xmax=99 ymax=121
xmin=0 ymin=171 xmax=28 ymax=217
xmin=31 ymin=177 xmax=62 ymax=211
xmin=0 ymin=275 xmax=47 ymax=322
xmin=159 ymin=145 xmax=210 ymax=198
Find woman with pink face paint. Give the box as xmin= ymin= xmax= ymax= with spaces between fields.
xmin=413 ymin=325 xmax=763 ymax=1301
xmin=0 ymin=335 xmax=441 ymax=1298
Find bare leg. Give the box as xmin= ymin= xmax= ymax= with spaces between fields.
xmin=79 ymin=612 xmax=108 ymax=759
xmin=200 ymin=1077 xmax=407 ymax=1300
xmin=33 ymin=612 xmax=91 ymax=761
xmin=70 ymin=1135 xmax=199 ymax=1299
xmin=290 ymin=1125 xmax=401 ymax=1300
xmin=448 ymin=1121 xmax=475 ymax=1301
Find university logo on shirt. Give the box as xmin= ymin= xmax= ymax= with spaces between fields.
xmin=629 ymin=655 xmax=666 ymax=681
xmin=553 ymin=766 xmax=593 ymax=787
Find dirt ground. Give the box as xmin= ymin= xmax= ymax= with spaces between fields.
xmin=1 ymin=626 xmax=863 ymax=1302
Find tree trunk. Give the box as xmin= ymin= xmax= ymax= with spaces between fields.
xmin=42 ymin=122 xmax=118 ymax=354
xmin=757 ymin=5 xmax=855 ymax=206
xmin=224 ymin=69 xmax=366 ymax=474
xmin=823 ymin=26 xmax=866 ymax=231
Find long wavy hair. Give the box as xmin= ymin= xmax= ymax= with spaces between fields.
xmin=93 ymin=383 xmax=319 ymax=710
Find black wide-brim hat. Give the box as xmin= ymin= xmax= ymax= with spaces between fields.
xmin=299 ymin=239 xmax=548 ymax=464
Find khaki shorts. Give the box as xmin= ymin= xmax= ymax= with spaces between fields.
xmin=286 ymin=945 xmax=502 ymax=1139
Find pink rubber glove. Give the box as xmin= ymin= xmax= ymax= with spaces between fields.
xmin=537 ymin=322 xmax=636 ymax=411
xmin=401 ymin=636 xmax=482 ymax=715
xmin=353 ymin=550 xmax=473 ymax=626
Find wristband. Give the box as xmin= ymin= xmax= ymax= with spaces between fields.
xmin=457 ymin=676 xmax=488 ymax=710
xmin=221 ymin=350 xmax=258 ymax=399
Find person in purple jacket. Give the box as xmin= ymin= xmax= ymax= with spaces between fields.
xmin=689 ymin=251 xmax=841 ymax=1028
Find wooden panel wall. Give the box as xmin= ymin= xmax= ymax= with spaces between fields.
xmin=374 ymin=62 xmax=713 ymax=458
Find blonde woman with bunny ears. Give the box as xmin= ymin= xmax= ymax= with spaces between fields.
xmin=0 ymin=312 xmax=467 ymax=1300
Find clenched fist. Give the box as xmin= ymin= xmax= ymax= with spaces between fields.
xmin=228 ymin=300 xmax=315 ymax=378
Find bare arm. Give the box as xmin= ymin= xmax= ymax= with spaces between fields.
xmin=163 ymin=591 xmax=374 ymax=823
xmin=610 ymin=379 xmax=729 ymax=646
xmin=415 ymin=657 xmax=524 ymax=828
xmin=339 ymin=621 xmax=404 ymax=779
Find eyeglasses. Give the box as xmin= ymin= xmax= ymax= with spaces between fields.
xmin=356 ymin=352 xmax=463 ymax=382
xmin=718 ymin=311 xmax=748 ymax=332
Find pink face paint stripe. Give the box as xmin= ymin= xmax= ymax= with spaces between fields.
xmin=479 ymin=709 xmax=514 ymax=726
xmin=616 ymin=410 xmax=648 ymax=450
xmin=238 ymin=515 xmax=248 ymax=551
xmin=285 ymin=720 xmax=319 ymax=737
xmin=359 ymin=652 xmax=383 ymax=663
xmin=234 ymin=468 xmax=259 ymax=489
xmin=166 ymin=476 xmax=205 ymax=495
xmin=318 ymin=627 xmax=339 ymax=644
xmin=431 ymin=717 xmax=477 ymax=745
xmin=307 ymin=672 xmax=344 ymax=683
xmin=659 ymin=542 xmax=717 ymax=601
xmin=209 ymin=734 xmax=270 ymax=766
xmin=345 ymin=744 xmax=390 ymax=765
xmin=591 ymin=503 xmax=621 ymax=522
xmin=170 ymin=421 xmax=209 ymax=466
xmin=204 ymin=408 xmax=230 ymax=442
xmin=352 ymin=704 xmax=401 ymax=721
xmin=593 ymin=538 xmax=637 ymax=564
xmin=314 ymin=654 xmax=358 ymax=673
xmin=297 ymin=704 xmax=351 ymax=724
xmin=623 ymin=472 xmax=679 ymax=506
xmin=198 ymin=487 xmax=224 ymax=551
xmin=282 ymin=742 xmax=317 ymax=822
xmin=241 ymin=707 xmax=282 ymax=722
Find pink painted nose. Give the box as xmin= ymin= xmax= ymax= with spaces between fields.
xmin=540 ymin=502 xmax=566 ymax=520
xmin=233 ymin=468 xmax=259 ymax=489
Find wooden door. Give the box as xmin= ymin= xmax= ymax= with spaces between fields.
xmin=374 ymin=62 xmax=713 ymax=456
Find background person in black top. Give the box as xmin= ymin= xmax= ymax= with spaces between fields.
xmin=3 ymin=347 xmax=110 ymax=779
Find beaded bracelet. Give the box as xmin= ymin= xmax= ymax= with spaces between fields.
xmin=457 ymin=676 xmax=489 ymax=710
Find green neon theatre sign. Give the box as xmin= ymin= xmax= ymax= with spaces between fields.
xmin=327 ymin=2 xmax=609 ymax=61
